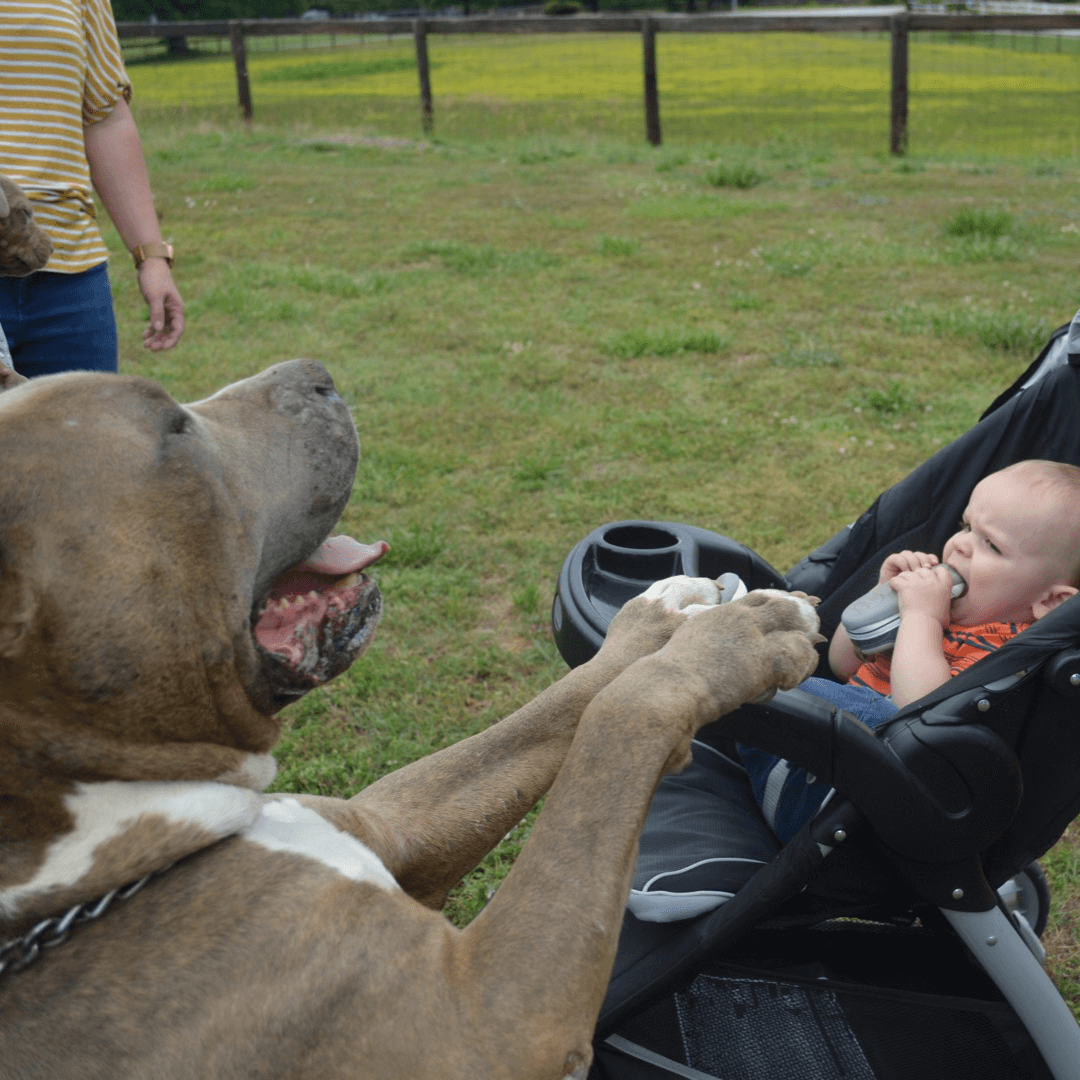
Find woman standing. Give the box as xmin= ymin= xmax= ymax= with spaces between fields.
xmin=0 ymin=0 xmax=184 ymax=376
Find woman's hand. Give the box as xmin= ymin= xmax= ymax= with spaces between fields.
xmin=137 ymin=259 xmax=184 ymax=351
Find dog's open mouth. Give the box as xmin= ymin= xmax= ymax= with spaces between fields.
xmin=253 ymin=535 xmax=389 ymax=703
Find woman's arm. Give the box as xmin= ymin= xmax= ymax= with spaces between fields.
xmin=84 ymin=99 xmax=184 ymax=351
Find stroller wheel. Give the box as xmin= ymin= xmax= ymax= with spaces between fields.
xmin=997 ymin=860 xmax=1051 ymax=939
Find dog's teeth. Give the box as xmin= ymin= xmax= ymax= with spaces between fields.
xmin=307 ymin=591 xmax=319 ymax=600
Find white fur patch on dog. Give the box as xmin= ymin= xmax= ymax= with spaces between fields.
xmin=641 ymin=576 xmax=723 ymax=617
xmin=0 ymin=781 xmax=263 ymax=919
xmin=751 ymin=589 xmax=821 ymax=633
xmin=243 ymin=797 xmax=399 ymax=891
xmin=213 ymin=752 xmax=278 ymax=791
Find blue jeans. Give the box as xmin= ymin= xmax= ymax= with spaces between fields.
xmin=737 ymin=678 xmax=899 ymax=843
xmin=0 ymin=263 xmax=118 ymax=377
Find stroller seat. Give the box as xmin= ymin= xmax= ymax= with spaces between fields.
xmin=551 ymin=314 xmax=1080 ymax=1080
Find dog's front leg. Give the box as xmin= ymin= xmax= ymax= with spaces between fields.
xmin=446 ymin=591 xmax=822 ymax=1079
xmin=327 ymin=578 xmax=719 ymax=907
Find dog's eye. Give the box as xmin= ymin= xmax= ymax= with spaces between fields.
xmin=168 ymin=410 xmax=192 ymax=436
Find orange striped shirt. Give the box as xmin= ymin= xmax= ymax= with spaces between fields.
xmin=850 ymin=620 xmax=1030 ymax=696
xmin=0 ymin=0 xmax=131 ymax=272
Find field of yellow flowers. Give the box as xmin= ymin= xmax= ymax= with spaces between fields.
xmin=126 ymin=28 xmax=1080 ymax=157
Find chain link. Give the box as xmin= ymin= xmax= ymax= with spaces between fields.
xmin=0 ymin=863 xmax=174 ymax=979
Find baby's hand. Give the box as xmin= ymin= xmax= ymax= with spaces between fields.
xmin=879 ymin=550 xmax=938 ymax=584
xmin=891 ymin=564 xmax=954 ymax=628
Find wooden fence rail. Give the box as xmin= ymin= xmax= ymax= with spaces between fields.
xmin=117 ymin=10 xmax=1080 ymax=154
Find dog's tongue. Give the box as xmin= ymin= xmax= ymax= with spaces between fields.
xmin=297 ymin=536 xmax=389 ymax=575
xmin=264 ymin=535 xmax=390 ymax=608
xmin=256 ymin=536 xmax=389 ymax=665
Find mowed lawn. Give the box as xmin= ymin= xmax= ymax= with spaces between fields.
xmin=115 ymin=29 xmax=1080 ymax=1011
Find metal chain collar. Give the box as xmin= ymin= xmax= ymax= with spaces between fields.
xmin=0 ymin=862 xmax=174 ymax=979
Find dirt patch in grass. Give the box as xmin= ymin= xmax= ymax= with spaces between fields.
xmin=477 ymin=591 xmax=531 ymax=655
xmin=299 ymin=133 xmax=430 ymax=151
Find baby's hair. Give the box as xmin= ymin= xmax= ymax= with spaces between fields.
xmin=998 ymin=460 xmax=1080 ymax=584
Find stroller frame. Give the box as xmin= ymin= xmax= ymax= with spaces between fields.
xmin=553 ymin=317 xmax=1080 ymax=1080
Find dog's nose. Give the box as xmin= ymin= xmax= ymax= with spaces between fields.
xmin=277 ymin=359 xmax=344 ymax=401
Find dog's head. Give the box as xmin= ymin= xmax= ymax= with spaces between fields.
xmin=0 ymin=175 xmax=53 ymax=276
xmin=0 ymin=361 xmax=385 ymax=785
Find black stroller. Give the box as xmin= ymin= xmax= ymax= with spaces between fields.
xmin=551 ymin=315 xmax=1080 ymax=1080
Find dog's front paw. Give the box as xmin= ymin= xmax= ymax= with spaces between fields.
xmin=640 ymin=575 xmax=724 ymax=617
xmin=601 ymin=576 xmax=723 ymax=668
xmin=655 ymin=590 xmax=825 ymax=718
xmin=734 ymin=588 xmax=821 ymax=636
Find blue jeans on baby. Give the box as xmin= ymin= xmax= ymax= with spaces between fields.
xmin=0 ymin=264 xmax=118 ymax=377
xmin=737 ymin=678 xmax=899 ymax=843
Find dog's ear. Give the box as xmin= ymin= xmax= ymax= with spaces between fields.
xmin=0 ymin=556 xmax=36 ymax=658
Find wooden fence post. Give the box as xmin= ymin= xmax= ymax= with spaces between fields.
xmin=642 ymin=17 xmax=661 ymax=147
xmin=414 ymin=19 xmax=434 ymax=135
xmin=228 ymin=21 xmax=253 ymax=125
xmin=890 ymin=12 xmax=909 ymax=156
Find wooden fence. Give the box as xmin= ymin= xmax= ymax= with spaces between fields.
xmin=116 ymin=10 xmax=1080 ymax=154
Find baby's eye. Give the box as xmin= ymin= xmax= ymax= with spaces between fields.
xmin=987 ymin=538 xmax=1001 ymax=555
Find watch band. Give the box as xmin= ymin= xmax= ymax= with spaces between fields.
xmin=132 ymin=241 xmax=174 ymax=269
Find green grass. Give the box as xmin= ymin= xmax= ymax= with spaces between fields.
xmin=705 ymin=160 xmax=770 ymax=190
xmin=111 ymin=37 xmax=1080 ymax=1009
xmin=595 ymin=233 xmax=640 ymax=256
xmin=888 ymin=303 xmax=1055 ymax=354
xmin=944 ymin=206 xmax=1015 ymax=239
xmin=604 ymin=327 xmax=730 ymax=358
xmin=259 ymin=56 xmax=419 ymax=82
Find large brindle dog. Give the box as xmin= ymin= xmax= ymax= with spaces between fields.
xmin=0 ymin=361 xmax=822 ymax=1079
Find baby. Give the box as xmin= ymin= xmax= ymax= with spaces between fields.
xmin=629 ymin=459 xmax=1080 ymax=923
xmin=740 ymin=458 xmax=1080 ymax=842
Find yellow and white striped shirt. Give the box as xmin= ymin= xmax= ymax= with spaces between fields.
xmin=0 ymin=0 xmax=131 ymax=272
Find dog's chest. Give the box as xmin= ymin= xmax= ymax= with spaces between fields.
xmin=242 ymin=797 xmax=398 ymax=889
xmin=1 ymin=782 xmax=398 ymax=929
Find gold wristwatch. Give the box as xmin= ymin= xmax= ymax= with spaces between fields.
xmin=132 ymin=241 xmax=174 ymax=269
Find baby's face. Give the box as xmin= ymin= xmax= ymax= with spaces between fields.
xmin=942 ymin=471 xmax=1069 ymax=625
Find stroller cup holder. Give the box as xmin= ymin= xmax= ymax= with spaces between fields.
xmin=552 ymin=520 xmax=787 ymax=669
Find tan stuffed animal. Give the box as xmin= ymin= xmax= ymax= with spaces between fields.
xmin=0 ymin=173 xmax=53 ymax=276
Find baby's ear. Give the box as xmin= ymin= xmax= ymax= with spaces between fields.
xmin=1032 ymin=583 xmax=1079 ymax=620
